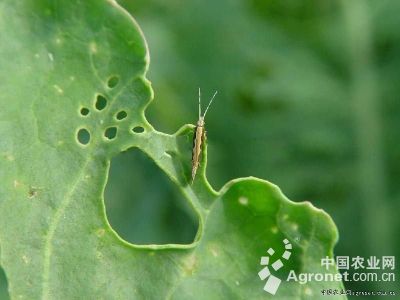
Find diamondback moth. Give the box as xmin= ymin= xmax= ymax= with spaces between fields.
xmin=191 ymin=88 xmax=218 ymax=184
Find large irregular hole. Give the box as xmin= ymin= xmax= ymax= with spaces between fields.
xmin=77 ymin=128 xmax=90 ymax=145
xmin=116 ymin=110 xmax=127 ymax=120
xmin=104 ymin=127 xmax=117 ymax=140
xmin=0 ymin=266 xmax=9 ymax=300
xmin=105 ymin=148 xmax=198 ymax=244
xmin=95 ymin=95 xmax=107 ymax=110
xmin=107 ymin=75 xmax=119 ymax=88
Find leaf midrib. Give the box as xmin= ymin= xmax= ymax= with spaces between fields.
xmin=41 ymin=155 xmax=92 ymax=300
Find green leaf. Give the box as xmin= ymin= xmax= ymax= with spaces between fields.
xmin=0 ymin=0 xmax=345 ymax=299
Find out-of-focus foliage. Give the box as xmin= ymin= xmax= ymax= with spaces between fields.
xmin=0 ymin=268 xmax=7 ymax=300
xmin=109 ymin=0 xmax=399 ymax=294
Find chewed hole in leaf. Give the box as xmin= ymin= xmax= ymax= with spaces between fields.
xmin=104 ymin=127 xmax=117 ymax=140
xmin=132 ymin=126 xmax=144 ymax=133
xmin=116 ymin=111 xmax=127 ymax=120
xmin=80 ymin=107 xmax=90 ymax=116
xmin=107 ymin=75 xmax=119 ymax=88
xmin=77 ymin=128 xmax=90 ymax=145
xmin=105 ymin=148 xmax=198 ymax=244
xmin=95 ymin=95 xmax=107 ymax=110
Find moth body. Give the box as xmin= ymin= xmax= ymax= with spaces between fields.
xmin=191 ymin=89 xmax=217 ymax=184
xmin=191 ymin=117 xmax=205 ymax=183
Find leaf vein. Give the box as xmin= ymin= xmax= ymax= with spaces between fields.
xmin=41 ymin=156 xmax=92 ymax=300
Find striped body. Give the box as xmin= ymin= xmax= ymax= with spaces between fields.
xmin=191 ymin=117 xmax=205 ymax=183
xmin=191 ymin=88 xmax=217 ymax=184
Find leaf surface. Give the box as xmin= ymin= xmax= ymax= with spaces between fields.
xmin=0 ymin=0 xmax=345 ymax=299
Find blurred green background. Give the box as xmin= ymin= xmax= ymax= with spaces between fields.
xmin=1 ymin=0 xmax=399 ymax=298
xmin=110 ymin=0 xmax=400 ymax=296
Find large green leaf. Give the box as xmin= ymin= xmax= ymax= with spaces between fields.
xmin=0 ymin=0 xmax=345 ymax=298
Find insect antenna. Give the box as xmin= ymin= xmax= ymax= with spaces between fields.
xmin=203 ymin=90 xmax=218 ymax=118
xmin=198 ymin=87 xmax=202 ymax=119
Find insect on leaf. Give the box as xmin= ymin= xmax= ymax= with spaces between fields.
xmin=0 ymin=0 xmax=345 ymax=299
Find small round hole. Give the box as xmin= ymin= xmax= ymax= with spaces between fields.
xmin=107 ymin=76 xmax=119 ymax=88
xmin=95 ymin=95 xmax=107 ymax=110
xmin=80 ymin=107 xmax=90 ymax=116
xmin=116 ymin=111 xmax=127 ymax=120
xmin=77 ymin=128 xmax=90 ymax=145
xmin=132 ymin=126 xmax=145 ymax=133
xmin=105 ymin=127 xmax=117 ymax=140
